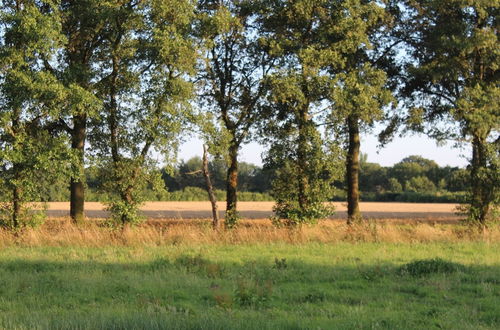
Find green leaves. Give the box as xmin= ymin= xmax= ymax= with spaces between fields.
xmin=402 ymin=0 xmax=499 ymax=224
xmin=0 ymin=0 xmax=75 ymax=228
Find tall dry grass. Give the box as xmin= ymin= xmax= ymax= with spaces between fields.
xmin=0 ymin=218 xmax=498 ymax=247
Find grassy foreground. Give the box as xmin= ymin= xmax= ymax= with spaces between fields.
xmin=0 ymin=240 xmax=499 ymax=329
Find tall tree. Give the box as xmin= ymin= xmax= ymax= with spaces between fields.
xmin=0 ymin=0 xmax=73 ymax=227
xmin=311 ymin=0 xmax=395 ymax=223
xmin=402 ymin=0 xmax=499 ymax=226
xmin=257 ymin=0 xmax=344 ymax=226
xmin=38 ymin=0 xmax=108 ymax=223
xmin=90 ymin=0 xmax=196 ymax=225
xmin=62 ymin=1 xmax=106 ymax=223
xmin=196 ymin=0 xmax=273 ymax=228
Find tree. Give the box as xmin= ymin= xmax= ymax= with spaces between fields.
xmin=89 ymin=0 xmax=196 ymax=225
xmin=402 ymin=0 xmax=499 ymax=225
xmin=360 ymin=161 xmax=388 ymax=192
xmin=55 ymin=0 xmax=107 ymax=223
xmin=196 ymin=0 xmax=273 ymax=228
xmin=257 ymin=0 xmax=345 ymax=226
xmin=387 ymin=177 xmax=403 ymax=193
xmin=0 ymin=0 xmax=73 ymax=227
xmin=322 ymin=0 xmax=395 ymax=223
xmin=405 ymin=176 xmax=436 ymax=193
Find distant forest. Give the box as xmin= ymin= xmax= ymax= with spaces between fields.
xmin=42 ymin=154 xmax=468 ymax=204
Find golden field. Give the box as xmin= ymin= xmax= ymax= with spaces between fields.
xmin=46 ymin=201 xmax=460 ymax=222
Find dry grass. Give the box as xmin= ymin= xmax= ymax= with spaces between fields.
xmin=0 ymin=218 xmax=498 ymax=248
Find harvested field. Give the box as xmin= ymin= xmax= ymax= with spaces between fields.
xmin=46 ymin=201 xmax=461 ymax=222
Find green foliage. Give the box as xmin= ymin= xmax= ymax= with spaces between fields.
xmin=224 ymin=209 xmax=240 ymax=229
xmin=268 ymin=130 xmax=341 ymax=226
xmin=361 ymin=191 xmax=468 ymax=203
xmin=258 ymin=0 xmax=357 ymax=225
xmin=99 ymin=160 xmax=167 ymax=225
xmin=401 ymin=0 xmax=499 ymax=224
xmin=405 ymin=176 xmax=437 ymax=193
xmin=398 ymin=258 xmax=465 ymax=277
xmin=234 ymin=276 xmax=273 ymax=307
xmin=387 ymin=178 xmax=403 ymax=193
xmin=0 ymin=0 xmax=77 ymax=227
xmin=195 ymin=0 xmax=273 ymax=226
xmin=87 ymin=0 xmax=197 ymax=225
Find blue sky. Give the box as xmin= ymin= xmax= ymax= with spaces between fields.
xmin=179 ymin=133 xmax=470 ymax=168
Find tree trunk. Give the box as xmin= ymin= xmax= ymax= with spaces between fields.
xmin=120 ymin=187 xmax=134 ymax=225
xmin=470 ymin=135 xmax=490 ymax=227
xmin=12 ymin=185 xmax=21 ymax=229
xmin=346 ymin=115 xmax=361 ymax=224
xmin=70 ymin=114 xmax=87 ymax=223
xmin=297 ymin=106 xmax=309 ymax=211
xmin=11 ymin=110 xmax=21 ymax=228
xmin=226 ymin=144 xmax=238 ymax=220
xmin=203 ymin=145 xmax=219 ymax=229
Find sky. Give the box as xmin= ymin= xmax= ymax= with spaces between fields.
xmin=178 ymin=133 xmax=470 ymax=168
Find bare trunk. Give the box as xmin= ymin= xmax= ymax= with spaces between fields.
xmin=346 ymin=115 xmax=361 ymax=224
xmin=226 ymin=144 xmax=238 ymax=216
xmin=470 ymin=135 xmax=490 ymax=226
xmin=70 ymin=114 xmax=87 ymax=223
xmin=203 ymin=145 xmax=219 ymax=229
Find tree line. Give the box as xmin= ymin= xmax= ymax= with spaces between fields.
xmin=42 ymin=154 xmax=467 ymax=203
xmin=0 ymin=0 xmax=498 ymax=229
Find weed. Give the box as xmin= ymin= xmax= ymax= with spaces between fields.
xmin=301 ymin=292 xmax=326 ymax=303
xmin=150 ymin=257 xmax=170 ymax=271
xmin=234 ymin=276 xmax=273 ymax=307
xmin=175 ymin=254 xmax=223 ymax=278
xmin=398 ymin=258 xmax=465 ymax=277
xmin=175 ymin=254 xmax=209 ymax=271
xmin=274 ymin=257 xmax=287 ymax=270
xmin=358 ymin=264 xmax=387 ymax=281
xmin=213 ymin=291 xmax=233 ymax=309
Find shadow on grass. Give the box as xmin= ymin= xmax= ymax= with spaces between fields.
xmin=0 ymin=256 xmax=498 ymax=329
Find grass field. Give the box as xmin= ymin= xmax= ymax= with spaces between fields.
xmin=0 ymin=213 xmax=499 ymax=329
xmin=0 ymin=241 xmax=499 ymax=329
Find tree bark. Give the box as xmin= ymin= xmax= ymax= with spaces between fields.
xmin=226 ymin=144 xmax=239 ymax=217
xmin=346 ymin=115 xmax=361 ymax=224
xmin=470 ymin=134 xmax=490 ymax=227
xmin=12 ymin=184 xmax=21 ymax=229
xmin=11 ymin=109 xmax=21 ymax=228
xmin=297 ymin=106 xmax=309 ymax=211
xmin=203 ymin=145 xmax=219 ymax=229
xmin=70 ymin=114 xmax=87 ymax=223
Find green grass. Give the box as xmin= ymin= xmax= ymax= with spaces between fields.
xmin=0 ymin=242 xmax=499 ymax=329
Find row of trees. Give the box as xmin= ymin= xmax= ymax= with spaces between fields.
xmin=39 ymin=154 xmax=469 ymax=203
xmin=0 ymin=0 xmax=498 ymax=229
xmin=162 ymin=154 xmax=470 ymax=202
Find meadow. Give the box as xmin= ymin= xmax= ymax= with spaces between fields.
xmin=0 ymin=215 xmax=499 ymax=329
